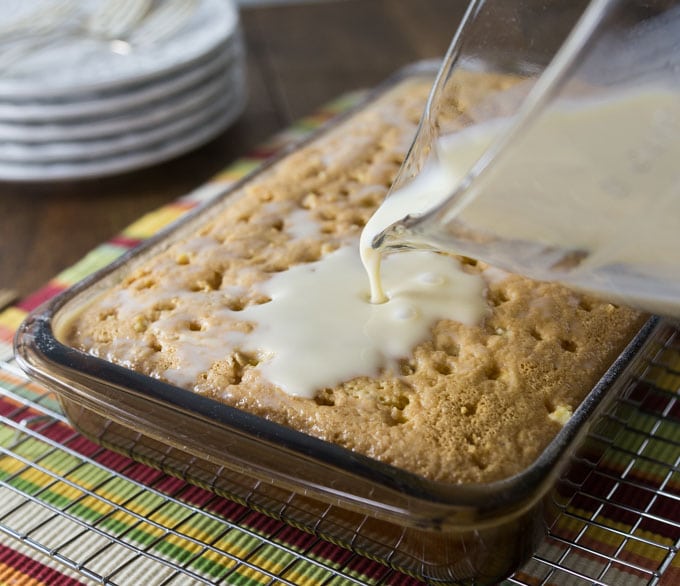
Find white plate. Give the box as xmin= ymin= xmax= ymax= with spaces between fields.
xmin=0 ymin=86 xmax=247 ymax=181
xmin=0 ymin=55 xmax=241 ymax=141
xmin=0 ymin=63 xmax=246 ymax=163
xmin=0 ymin=36 xmax=242 ymax=122
xmin=0 ymin=0 xmax=239 ymax=99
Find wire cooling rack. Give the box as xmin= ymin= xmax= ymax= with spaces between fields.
xmin=0 ymin=326 xmax=679 ymax=586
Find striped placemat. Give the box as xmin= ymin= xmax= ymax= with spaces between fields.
xmin=1 ymin=90 xmax=679 ymax=586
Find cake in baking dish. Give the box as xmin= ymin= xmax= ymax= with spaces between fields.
xmin=63 ymin=72 xmax=644 ymax=484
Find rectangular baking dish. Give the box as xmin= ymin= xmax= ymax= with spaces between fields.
xmin=13 ymin=61 xmax=667 ymax=585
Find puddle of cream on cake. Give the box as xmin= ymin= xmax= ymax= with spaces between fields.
xmin=223 ymin=246 xmax=488 ymax=398
xmin=92 ymin=206 xmax=488 ymax=397
xmin=360 ymin=86 xmax=680 ymax=310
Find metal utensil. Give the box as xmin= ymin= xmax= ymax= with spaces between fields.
xmin=0 ymin=0 xmax=155 ymax=71
xmin=128 ymin=0 xmax=198 ymax=47
xmin=0 ymin=0 xmax=79 ymax=44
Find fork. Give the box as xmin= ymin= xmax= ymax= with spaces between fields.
xmin=87 ymin=0 xmax=154 ymax=41
xmin=113 ymin=0 xmax=199 ymax=53
xmin=0 ymin=0 xmax=155 ymax=71
xmin=129 ymin=0 xmax=198 ymax=46
xmin=0 ymin=0 xmax=79 ymax=44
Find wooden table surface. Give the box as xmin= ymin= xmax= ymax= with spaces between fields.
xmin=0 ymin=0 xmax=464 ymax=304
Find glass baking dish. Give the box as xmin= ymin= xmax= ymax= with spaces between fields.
xmin=13 ymin=61 xmax=667 ymax=585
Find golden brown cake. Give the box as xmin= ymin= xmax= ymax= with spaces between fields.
xmin=63 ymin=73 xmax=644 ymax=484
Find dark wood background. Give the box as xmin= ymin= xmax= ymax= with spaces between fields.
xmin=0 ymin=0 xmax=468 ymax=303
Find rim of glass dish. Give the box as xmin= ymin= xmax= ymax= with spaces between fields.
xmin=13 ymin=59 xmax=658 ymax=522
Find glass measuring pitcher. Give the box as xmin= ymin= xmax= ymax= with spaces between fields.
xmin=366 ymin=0 xmax=680 ymax=315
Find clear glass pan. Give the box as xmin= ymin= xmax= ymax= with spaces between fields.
xmin=14 ymin=61 xmax=665 ymax=585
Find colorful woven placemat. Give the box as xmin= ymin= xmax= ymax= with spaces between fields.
xmin=0 ymin=90 xmax=679 ymax=586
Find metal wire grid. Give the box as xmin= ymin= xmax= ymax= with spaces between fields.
xmin=0 ymin=328 xmax=678 ymax=586
xmin=509 ymin=329 xmax=680 ymax=586
xmin=0 ymin=365 xmax=391 ymax=585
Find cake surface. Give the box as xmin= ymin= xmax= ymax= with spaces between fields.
xmin=64 ymin=73 xmax=644 ymax=484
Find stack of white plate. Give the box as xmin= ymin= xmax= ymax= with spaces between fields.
xmin=0 ymin=0 xmax=246 ymax=181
